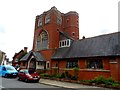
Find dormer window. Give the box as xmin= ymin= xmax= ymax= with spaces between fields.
xmin=45 ymin=14 xmax=50 ymax=24
xmin=59 ymin=39 xmax=71 ymax=48
xmin=38 ymin=17 xmax=42 ymax=27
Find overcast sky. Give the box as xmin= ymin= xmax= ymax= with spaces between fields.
xmin=0 ymin=0 xmax=119 ymax=60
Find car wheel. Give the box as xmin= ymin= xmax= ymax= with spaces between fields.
xmin=18 ymin=77 xmax=21 ymax=81
xmin=25 ymin=78 xmax=29 ymax=83
xmin=36 ymin=79 xmax=40 ymax=83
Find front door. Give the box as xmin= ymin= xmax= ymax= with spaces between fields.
xmin=29 ymin=58 xmax=36 ymax=73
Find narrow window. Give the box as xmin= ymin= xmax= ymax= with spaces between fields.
xmin=57 ymin=16 xmax=62 ymax=24
xmin=46 ymin=62 xmax=50 ymax=69
xmin=62 ymin=41 xmax=64 ymax=46
xmin=45 ymin=14 xmax=50 ymax=24
xmin=55 ymin=63 xmax=58 ymax=67
xmin=38 ymin=17 xmax=42 ymax=27
xmin=67 ymin=40 xmax=70 ymax=46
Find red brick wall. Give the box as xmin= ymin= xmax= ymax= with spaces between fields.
xmin=51 ymin=57 xmax=113 ymax=81
xmin=109 ymin=57 xmax=120 ymax=82
xmin=64 ymin=12 xmax=79 ymax=40
xmin=117 ymin=58 xmax=120 ymax=81
xmin=32 ymin=9 xmax=79 ymax=51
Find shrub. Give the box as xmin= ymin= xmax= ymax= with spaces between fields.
xmin=64 ymin=71 xmax=72 ymax=79
xmin=61 ymin=72 xmax=65 ymax=78
xmin=105 ymin=77 xmax=115 ymax=85
xmin=93 ymin=76 xmax=106 ymax=84
xmin=112 ymin=83 xmax=120 ymax=87
xmin=71 ymin=76 xmax=77 ymax=80
xmin=40 ymin=73 xmax=50 ymax=77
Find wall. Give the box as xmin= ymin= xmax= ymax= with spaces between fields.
xmin=51 ymin=57 xmax=117 ymax=81
xmin=109 ymin=57 xmax=120 ymax=82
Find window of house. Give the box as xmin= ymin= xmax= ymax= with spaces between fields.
xmin=86 ymin=59 xmax=103 ymax=69
xmin=38 ymin=17 xmax=42 ymax=27
xmin=45 ymin=14 xmax=50 ymax=24
xmin=59 ymin=39 xmax=71 ymax=48
xmin=57 ymin=16 xmax=62 ymax=24
xmin=66 ymin=60 xmax=78 ymax=68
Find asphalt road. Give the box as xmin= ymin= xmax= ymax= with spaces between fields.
xmin=0 ymin=77 xmax=73 ymax=90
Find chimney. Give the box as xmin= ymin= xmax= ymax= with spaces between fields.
xmin=82 ymin=36 xmax=85 ymax=39
xmin=24 ymin=47 xmax=28 ymax=53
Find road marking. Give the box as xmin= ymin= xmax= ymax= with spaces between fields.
xmin=0 ymin=85 xmax=5 ymax=88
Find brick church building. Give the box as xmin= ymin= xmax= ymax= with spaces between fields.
xmin=19 ymin=6 xmax=120 ymax=82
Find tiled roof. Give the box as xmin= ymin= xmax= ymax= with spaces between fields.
xmin=20 ymin=51 xmax=46 ymax=61
xmin=51 ymin=32 xmax=120 ymax=59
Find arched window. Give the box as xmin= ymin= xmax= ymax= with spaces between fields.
xmin=37 ymin=30 xmax=48 ymax=50
xmin=45 ymin=14 xmax=50 ymax=24
xmin=40 ymin=31 xmax=48 ymax=42
xmin=57 ymin=16 xmax=62 ymax=24
xmin=38 ymin=17 xmax=42 ymax=27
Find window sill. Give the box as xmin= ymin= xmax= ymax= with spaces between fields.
xmin=52 ymin=67 xmax=58 ymax=69
xmin=80 ymin=69 xmax=110 ymax=72
xmin=109 ymin=62 xmax=117 ymax=64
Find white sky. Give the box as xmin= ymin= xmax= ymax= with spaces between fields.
xmin=0 ymin=0 xmax=119 ymax=60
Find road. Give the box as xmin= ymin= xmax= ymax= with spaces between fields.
xmin=0 ymin=77 xmax=72 ymax=90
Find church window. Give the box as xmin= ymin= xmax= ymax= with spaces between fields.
xmin=40 ymin=31 xmax=48 ymax=42
xmin=37 ymin=30 xmax=48 ymax=50
xmin=38 ymin=17 xmax=42 ymax=27
xmin=57 ymin=16 xmax=62 ymax=24
xmin=45 ymin=14 xmax=50 ymax=24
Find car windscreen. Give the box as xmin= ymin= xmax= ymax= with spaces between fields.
xmin=6 ymin=67 xmax=15 ymax=71
xmin=24 ymin=70 xmax=29 ymax=74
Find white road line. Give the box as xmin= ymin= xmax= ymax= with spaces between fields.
xmin=0 ymin=85 xmax=5 ymax=88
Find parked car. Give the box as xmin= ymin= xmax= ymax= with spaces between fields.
xmin=18 ymin=69 xmax=40 ymax=83
xmin=0 ymin=65 xmax=18 ymax=78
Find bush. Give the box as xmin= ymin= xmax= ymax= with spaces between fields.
xmin=112 ymin=83 xmax=120 ymax=87
xmin=65 ymin=71 xmax=72 ymax=79
xmin=105 ymin=77 xmax=115 ymax=85
xmin=55 ymin=74 xmax=62 ymax=78
xmin=40 ymin=73 xmax=50 ymax=77
xmin=71 ymin=76 xmax=77 ymax=80
xmin=61 ymin=72 xmax=65 ymax=78
xmin=93 ymin=76 xmax=106 ymax=84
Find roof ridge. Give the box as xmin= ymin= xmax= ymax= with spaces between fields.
xmin=79 ymin=31 xmax=120 ymax=41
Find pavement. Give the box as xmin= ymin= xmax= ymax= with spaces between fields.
xmin=39 ymin=79 xmax=109 ymax=90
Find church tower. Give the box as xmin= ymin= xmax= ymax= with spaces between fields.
xmin=33 ymin=6 xmax=79 ymax=51
xmin=32 ymin=6 xmax=79 ymax=71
